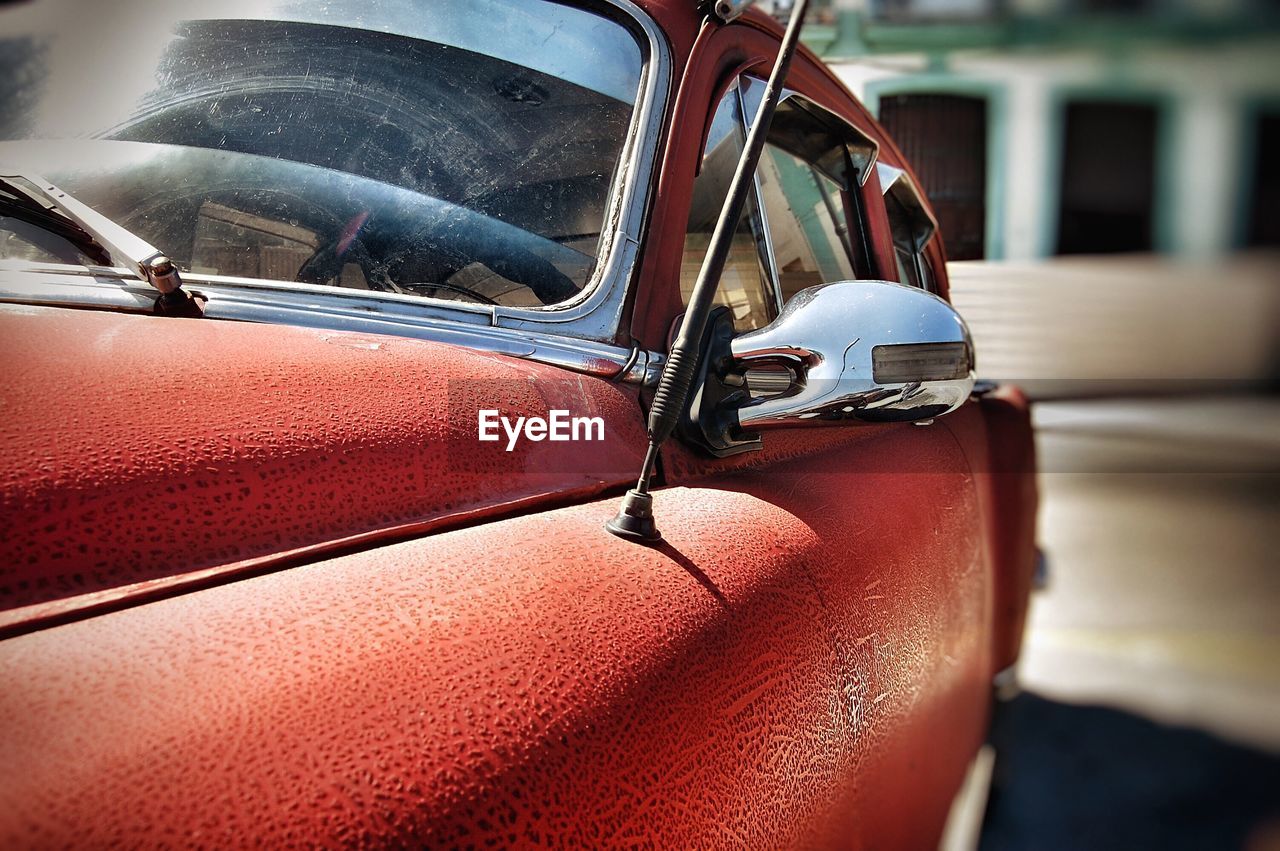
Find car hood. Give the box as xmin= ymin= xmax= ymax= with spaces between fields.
xmin=0 ymin=304 xmax=646 ymax=626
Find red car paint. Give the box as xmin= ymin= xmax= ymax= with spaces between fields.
xmin=0 ymin=1 xmax=1038 ymax=847
xmin=1 ymin=470 xmax=990 ymax=847
xmin=0 ymin=306 xmax=647 ymax=624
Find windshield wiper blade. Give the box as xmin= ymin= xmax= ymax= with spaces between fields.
xmin=0 ymin=171 xmax=203 ymax=317
xmin=0 ymin=187 xmax=113 ymax=267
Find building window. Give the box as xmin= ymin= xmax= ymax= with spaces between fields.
xmin=878 ymin=93 xmax=988 ymax=260
xmin=1055 ymin=99 xmax=1158 ymax=255
xmin=1244 ymin=109 xmax=1280 ymax=248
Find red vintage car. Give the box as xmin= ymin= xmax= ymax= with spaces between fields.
xmin=0 ymin=0 xmax=1037 ymax=846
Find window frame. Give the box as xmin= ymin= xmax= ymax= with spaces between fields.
xmin=876 ymin=162 xmax=939 ymax=293
xmin=722 ymin=76 xmax=882 ymax=324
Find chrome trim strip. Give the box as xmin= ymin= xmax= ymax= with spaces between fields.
xmin=179 ymin=269 xmax=497 ymax=326
xmin=0 ymin=264 xmax=664 ymax=385
xmin=738 ymin=79 xmax=786 ymax=312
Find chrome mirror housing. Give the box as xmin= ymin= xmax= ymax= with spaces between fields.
xmin=729 ymin=280 xmax=975 ymax=429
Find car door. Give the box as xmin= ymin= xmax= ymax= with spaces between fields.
xmin=628 ymin=23 xmax=1038 ymax=846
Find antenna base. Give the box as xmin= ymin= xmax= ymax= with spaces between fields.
xmin=605 ymin=488 xmax=662 ymax=543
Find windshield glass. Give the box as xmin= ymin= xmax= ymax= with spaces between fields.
xmin=0 ymin=0 xmax=643 ymax=308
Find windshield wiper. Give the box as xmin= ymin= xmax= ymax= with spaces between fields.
xmin=0 ymin=171 xmax=203 ymax=317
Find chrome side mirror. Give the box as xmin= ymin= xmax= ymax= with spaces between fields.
xmin=729 ymin=280 xmax=975 ymax=429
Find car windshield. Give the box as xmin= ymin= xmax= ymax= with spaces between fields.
xmin=0 ymin=0 xmax=643 ymax=308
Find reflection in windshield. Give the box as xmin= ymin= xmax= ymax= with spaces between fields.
xmin=0 ymin=0 xmax=643 ymax=307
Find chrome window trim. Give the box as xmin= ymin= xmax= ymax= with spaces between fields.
xmin=752 ymin=165 xmax=785 ymax=311
xmin=737 ymin=79 xmax=786 ymax=311
xmin=739 ymin=78 xmax=880 ymax=188
xmin=493 ymin=0 xmax=670 ymax=338
xmin=0 ymin=262 xmax=665 ymax=384
xmin=877 ymin=163 xmax=907 ymax=194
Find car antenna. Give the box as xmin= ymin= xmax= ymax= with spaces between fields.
xmin=606 ymin=0 xmax=810 ymax=543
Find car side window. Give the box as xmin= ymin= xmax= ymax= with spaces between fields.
xmin=680 ymin=87 xmax=777 ymax=332
xmin=877 ymin=163 xmax=938 ymax=292
xmin=757 ymin=144 xmax=857 ymax=301
xmin=682 ymin=80 xmax=879 ymax=332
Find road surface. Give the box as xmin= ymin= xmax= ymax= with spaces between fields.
xmin=944 ymin=256 xmax=1280 ymax=849
xmin=978 ymin=397 xmax=1280 ymax=849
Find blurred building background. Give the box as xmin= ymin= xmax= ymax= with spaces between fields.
xmin=773 ymin=0 xmax=1280 ymax=264
xmin=769 ymin=0 xmax=1280 ymax=396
